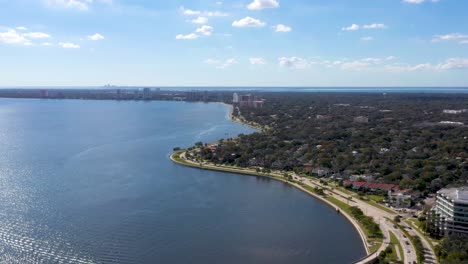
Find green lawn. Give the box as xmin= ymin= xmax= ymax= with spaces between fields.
xmin=368 ymin=195 xmax=385 ymax=203
xmin=325 ymin=196 xmax=383 ymax=253
xmin=365 ymin=199 xmax=396 ymax=215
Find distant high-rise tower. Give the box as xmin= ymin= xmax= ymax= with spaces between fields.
xmin=143 ymin=88 xmax=151 ymax=100
xmin=40 ymin=89 xmax=48 ymax=98
xmin=233 ymin=93 xmax=239 ymax=104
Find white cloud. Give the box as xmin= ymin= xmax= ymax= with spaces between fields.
xmin=191 ymin=17 xmax=208 ymax=24
xmin=342 ymin=24 xmax=359 ymax=31
xmin=385 ymin=63 xmax=433 ymax=72
xmin=87 ymin=33 xmax=105 ymax=40
xmin=44 ymin=0 xmax=112 ymax=11
xmin=341 ymin=61 xmax=371 ymax=71
xmin=179 ymin=7 xmax=228 ymax=17
xmin=23 ymin=32 xmax=52 ymax=39
xmin=402 ymin=0 xmax=439 ymax=4
xmin=59 ymin=42 xmax=80 ymax=48
xmin=352 ymin=57 xmax=466 ymax=72
xmin=432 ymin=33 xmax=468 ymax=44
xmin=342 ymin=23 xmax=386 ymax=31
xmin=275 ymin=24 xmax=292 ymax=32
xmin=0 ymin=29 xmax=29 ymax=44
xmin=176 ymin=33 xmax=199 ymax=40
xmin=45 ymin=0 xmax=92 ymax=11
xmin=218 ymin=58 xmax=238 ymax=69
xmin=204 ymin=59 xmax=220 ymax=64
xmin=250 ymin=57 xmax=267 ymax=65
xmin=247 ymin=0 xmax=279 ymax=10
xmin=232 ymin=17 xmax=266 ymax=28
xmin=363 ymin=23 xmax=386 ymax=29
xmin=16 ymin=26 xmax=27 ymax=31
xmin=438 ymin=58 xmax=468 ymax=70
xmin=195 ymin=25 xmax=214 ymax=36
xmin=278 ymin=57 xmax=309 ymax=69
xmin=204 ymin=58 xmax=238 ymax=69
xmin=181 ymin=7 xmax=200 ymax=15
xmin=361 ymin=36 xmax=374 ymax=41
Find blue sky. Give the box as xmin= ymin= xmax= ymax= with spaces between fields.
xmin=0 ymin=0 xmax=467 ymax=87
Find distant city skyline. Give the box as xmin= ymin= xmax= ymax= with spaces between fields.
xmin=1 ymin=0 xmax=468 ymax=87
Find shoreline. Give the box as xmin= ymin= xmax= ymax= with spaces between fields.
xmin=170 ymin=102 xmax=374 ymax=260
xmin=170 ymin=151 xmax=371 ymax=257
xmin=220 ymin=102 xmax=263 ymax=131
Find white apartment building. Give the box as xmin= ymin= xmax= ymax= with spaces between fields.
xmin=431 ymin=187 xmax=468 ymax=235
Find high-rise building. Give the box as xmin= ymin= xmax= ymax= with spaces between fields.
xmin=39 ymin=89 xmax=49 ymax=98
xmin=233 ymin=93 xmax=239 ymax=104
xmin=239 ymin=94 xmax=255 ymax=108
xmin=429 ymin=187 xmax=468 ymax=236
xmin=143 ymin=88 xmax=151 ymax=100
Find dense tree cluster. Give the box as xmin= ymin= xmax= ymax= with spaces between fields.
xmin=196 ymin=92 xmax=468 ymax=195
xmin=435 ymin=235 xmax=468 ymax=263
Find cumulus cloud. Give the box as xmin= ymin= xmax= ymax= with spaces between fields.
xmin=44 ymin=0 xmax=112 ymax=11
xmin=341 ymin=61 xmax=371 ymax=71
xmin=179 ymin=6 xmax=228 ymax=17
xmin=278 ymin=57 xmax=309 ymax=69
xmin=438 ymin=58 xmax=468 ymax=70
xmin=87 ymin=33 xmax=104 ymax=40
xmin=342 ymin=24 xmax=359 ymax=31
xmin=432 ymin=33 xmax=468 ymax=44
xmin=218 ymin=58 xmax=238 ymax=69
xmin=191 ymin=17 xmax=208 ymax=24
xmin=16 ymin=26 xmax=27 ymax=31
xmin=250 ymin=57 xmax=267 ymax=65
xmin=342 ymin=57 xmax=466 ymax=72
xmin=195 ymin=25 xmax=214 ymax=36
xmin=45 ymin=0 xmax=90 ymax=10
xmin=59 ymin=42 xmax=80 ymax=48
xmin=361 ymin=36 xmax=374 ymax=41
xmin=274 ymin=55 xmax=467 ymax=72
xmin=204 ymin=59 xmax=220 ymax=64
xmin=247 ymin=0 xmax=279 ymax=10
xmin=0 ymin=28 xmax=55 ymax=46
xmin=204 ymin=58 xmax=237 ymax=69
xmin=0 ymin=29 xmax=29 ymax=45
xmin=176 ymin=33 xmax=199 ymax=40
xmin=363 ymin=23 xmax=386 ymax=29
xmin=402 ymin=0 xmax=439 ymax=4
xmin=232 ymin=17 xmax=266 ymax=27
xmin=275 ymin=24 xmax=292 ymax=32
xmin=22 ymin=32 xmax=51 ymax=39
xmin=342 ymin=23 xmax=386 ymax=31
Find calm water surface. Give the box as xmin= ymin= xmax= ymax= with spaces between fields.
xmin=0 ymin=99 xmax=365 ymax=263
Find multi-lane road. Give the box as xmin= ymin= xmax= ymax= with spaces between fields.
xmin=294 ymin=176 xmax=435 ymax=264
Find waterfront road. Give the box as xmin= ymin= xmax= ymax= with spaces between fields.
xmin=295 ymin=176 xmax=419 ymax=264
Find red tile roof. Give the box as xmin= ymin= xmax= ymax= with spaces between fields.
xmin=344 ymin=180 xmax=399 ymax=191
